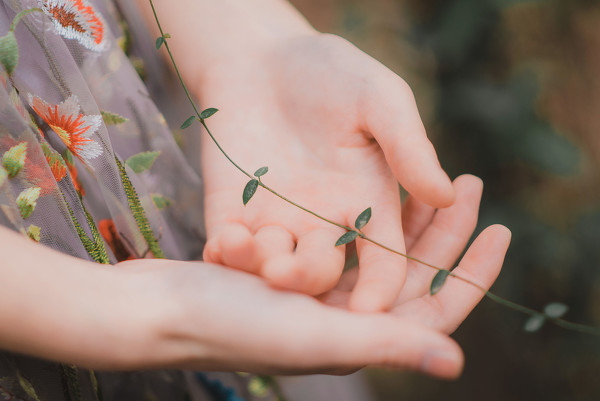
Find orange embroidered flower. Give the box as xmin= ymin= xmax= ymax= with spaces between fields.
xmin=41 ymin=142 xmax=67 ymax=182
xmin=28 ymin=95 xmax=102 ymax=165
xmin=39 ymin=0 xmax=107 ymax=51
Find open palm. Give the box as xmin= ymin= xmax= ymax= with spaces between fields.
xmin=200 ymin=34 xmax=455 ymax=312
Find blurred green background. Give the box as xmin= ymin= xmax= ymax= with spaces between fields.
xmin=291 ymin=0 xmax=600 ymax=399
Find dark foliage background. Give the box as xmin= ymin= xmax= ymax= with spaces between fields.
xmin=291 ymin=0 xmax=600 ymax=399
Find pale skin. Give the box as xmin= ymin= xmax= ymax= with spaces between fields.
xmin=0 ymin=0 xmax=511 ymax=382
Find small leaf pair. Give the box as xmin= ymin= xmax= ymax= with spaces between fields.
xmin=334 ymin=207 xmax=372 ymax=247
xmin=524 ymin=302 xmax=569 ymax=333
xmin=242 ymin=167 xmax=269 ymax=205
xmin=155 ymin=33 xmax=171 ymax=49
xmin=180 ymin=108 xmax=219 ymax=129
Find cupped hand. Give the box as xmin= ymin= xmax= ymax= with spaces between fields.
xmin=200 ymin=32 xmax=454 ymax=312
xmin=115 ymin=177 xmax=509 ymax=378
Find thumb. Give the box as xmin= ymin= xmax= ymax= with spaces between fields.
xmin=292 ymin=309 xmax=464 ymax=379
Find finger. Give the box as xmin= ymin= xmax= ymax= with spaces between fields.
xmin=349 ymin=202 xmax=406 ymax=313
xmin=402 ymin=194 xmax=436 ymax=250
xmin=262 ymin=227 xmax=345 ymax=295
xmin=396 ymin=175 xmax=483 ymax=303
xmin=254 ymin=225 xmax=296 ymax=267
xmin=406 ymin=225 xmax=511 ymax=334
xmin=207 ymin=222 xmax=261 ymax=273
xmin=362 ymin=70 xmax=454 ymax=208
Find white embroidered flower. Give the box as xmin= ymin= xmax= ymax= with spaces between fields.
xmin=39 ymin=0 xmax=107 ymax=51
xmin=29 ymin=94 xmax=103 ymax=164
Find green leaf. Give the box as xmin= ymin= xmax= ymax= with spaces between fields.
xmin=180 ymin=116 xmax=196 ymax=129
xmin=430 ymin=270 xmax=450 ymax=295
xmin=2 ymin=142 xmax=27 ymax=177
xmin=254 ymin=166 xmax=269 ymax=177
xmin=248 ymin=377 xmax=269 ymax=397
xmin=243 ymin=179 xmax=259 ymax=206
xmin=16 ymin=187 xmax=41 ymax=219
xmin=17 ymin=371 xmax=41 ymax=401
xmin=524 ymin=314 xmax=545 ymax=333
xmin=335 ymin=231 xmax=358 ymax=247
xmin=155 ymin=36 xmax=165 ymax=50
xmin=101 ymin=110 xmax=129 ymax=125
xmin=544 ymin=302 xmax=568 ymax=319
xmin=163 ymin=33 xmax=171 ymax=39
xmin=27 ymin=224 xmax=41 ymax=242
xmin=200 ymin=108 xmax=218 ymax=119
xmin=126 ymin=151 xmax=161 ymax=173
xmin=0 ymin=32 xmax=18 ymax=75
xmin=115 ymin=157 xmax=165 ymax=258
xmin=354 ymin=207 xmax=372 ymax=230
xmin=152 ymin=194 xmax=172 ymax=210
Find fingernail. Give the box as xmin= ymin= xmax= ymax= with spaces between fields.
xmin=421 ymin=349 xmax=461 ymax=378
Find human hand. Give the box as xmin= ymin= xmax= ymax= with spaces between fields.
xmin=320 ymin=174 xmax=510 ymax=337
xmin=114 ymin=216 xmax=508 ymax=378
xmin=199 ymin=32 xmax=454 ymax=312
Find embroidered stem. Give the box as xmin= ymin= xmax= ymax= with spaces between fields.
xmin=115 ymin=156 xmax=165 ymax=258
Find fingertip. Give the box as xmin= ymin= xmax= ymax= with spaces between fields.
xmin=420 ymin=341 xmax=464 ymax=380
xmin=478 ymin=224 xmax=512 ymax=250
xmin=218 ymin=223 xmax=259 ymax=273
xmin=454 ymin=173 xmax=483 ymax=194
xmin=202 ymin=239 xmax=222 ymax=264
xmin=409 ymin=171 xmax=455 ymax=209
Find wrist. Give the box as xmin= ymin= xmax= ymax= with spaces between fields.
xmin=136 ymin=0 xmax=318 ymax=88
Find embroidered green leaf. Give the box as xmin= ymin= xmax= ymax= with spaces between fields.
xmin=16 ymin=187 xmax=41 ymax=219
xmin=524 ymin=314 xmax=545 ymax=333
xmin=17 ymin=371 xmax=41 ymax=401
xmin=155 ymin=36 xmax=165 ymax=50
xmin=248 ymin=377 xmax=269 ymax=397
xmin=3 ymin=142 xmax=27 ymax=178
xmin=180 ymin=116 xmax=196 ymax=129
xmin=126 ymin=151 xmax=161 ymax=173
xmin=200 ymin=108 xmax=218 ymax=119
xmin=254 ymin=166 xmax=268 ymax=177
xmin=116 ymin=157 xmax=165 ymax=258
xmin=61 ymin=364 xmax=82 ymax=401
xmin=27 ymin=224 xmax=41 ymax=242
xmin=83 ymin=205 xmax=110 ymax=264
xmin=243 ymin=179 xmax=259 ymax=206
xmin=89 ymin=370 xmax=101 ymax=401
xmin=354 ymin=207 xmax=372 ymax=230
xmin=335 ymin=231 xmax=358 ymax=246
xmin=101 ymin=110 xmax=129 ymax=125
xmin=0 ymin=32 xmax=18 ymax=75
xmin=152 ymin=194 xmax=172 ymax=210
xmin=430 ymin=270 xmax=450 ymax=296
xmin=64 ymin=197 xmax=109 ymax=264
xmin=0 ymin=166 xmax=7 ymax=187
xmin=544 ymin=302 xmax=569 ymax=319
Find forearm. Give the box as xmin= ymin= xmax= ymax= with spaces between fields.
xmin=134 ymin=0 xmax=316 ymax=88
xmin=0 ymin=226 xmax=162 ymax=369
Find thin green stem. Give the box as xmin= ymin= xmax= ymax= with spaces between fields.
xmin=148 ymin=0 xmax=600 ymax=337
xmin=9 ymin=8 xmax=41 ymax=32
xmin=258 ymin=181 xmax=352 ymax=231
